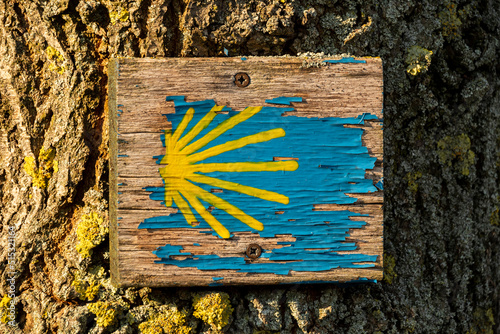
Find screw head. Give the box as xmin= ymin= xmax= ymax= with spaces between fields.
xmin=234 ymin=72 xmax=250 ymax=87
xmin=246 ymin=243 xmax=262 ymax=259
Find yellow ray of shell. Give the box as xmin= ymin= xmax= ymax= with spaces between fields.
xmin=164 ymin=183 xmax=173 ymax=207
xmin=188 ymin=173 xmax=290 ymax=204
xmin=171 ymin=107 xmax=194 ymax=144
xmin=189 ymin=160 xmax=299 ymax=173
xmin=175 ymin=105 xmax=223 ymax=151
xmin=186 ymin=128 xmax=285 ymax=164
xmin=160 ymin=130 xmax=172 ymax=164
xmin=181 ymin=106 xmax=263 ymax=155
xmin=172 ymin=191 xmax=197 ymax=226
xmin=180 ymin=188 xmax=230 ymax=239
xmin=183 ymin=180 xmax=264 ymax=232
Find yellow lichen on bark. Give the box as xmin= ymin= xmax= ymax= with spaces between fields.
xmin=138 ymin=305 xmax=192 ymax=334
xmin=23 ymin=147 xmax=58 ymax=188
xmin=76 ymin=212 xmax=108 ymax=258
xmin=87 ymin=301 xmax=118 ymax=328
xmin=192 ymin=292 xmax=233 ymax=331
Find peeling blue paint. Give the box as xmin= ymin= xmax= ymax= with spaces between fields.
xmin=241 ymin=57 xmax=247 ymax=61
xmin=323 ymin=57 xmax=367 ymax=64
xmin=153 ymin=244 xmax=185 ymax=258
xmin=143 ymin=96 xmax=380 ymax=276
xmin=357 ymin=112 xmax=379 ymax=123
xmin=223 ymin=48 xmax=228 ymax=56
xmin=265 ymin=96 xmax=303 ymax=105
xmin=375 ymin=178 xmax=384 ymax=190
xmin=118 ymin=154 xmax=128 ymax=158
xmin=193 ymin=243 xmax=201 ymax=246
xmin=212 ymin=277 xmax=224 ymax=281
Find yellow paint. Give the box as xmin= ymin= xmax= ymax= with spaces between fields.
xmin=159 ymin=105 xmax=298 ymax=238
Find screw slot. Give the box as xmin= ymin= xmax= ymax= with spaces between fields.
xmin=246 ymin=243 xmax=262 ymax=259
xmin=234 ymin=72 xmax=250 ymax=87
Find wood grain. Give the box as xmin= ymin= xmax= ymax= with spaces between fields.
xmin=109 ymin=57 xmax=384 ymax=287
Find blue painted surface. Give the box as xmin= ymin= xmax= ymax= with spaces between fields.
xmin=212 ymin=277 xmax=224 ymax=281
xmin=153 ymin=244 xmax=185 ymax=258
xmin=142 ymin=96 xmax=380 ymax=275
xmin=265 ymin=97 xmax=303 ymax=105
xmin=323 ymin=57 xmax=367 ymax=64
xmin=241 ymin=57 xmax=247 ymax=61
xmin=375 ymin=178 xmax=384 ymax=190
xmin=193 ymin=243 xmax=201 ymax=246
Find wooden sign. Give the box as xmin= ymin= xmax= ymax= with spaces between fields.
xmin=109 ymin=57 xmax=383 ymax=287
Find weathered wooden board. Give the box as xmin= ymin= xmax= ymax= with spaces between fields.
xmin=109 ymin=57 xmax=383 ymax=287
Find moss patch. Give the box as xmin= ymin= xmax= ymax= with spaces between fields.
xmin=23 ymin=147 xmax=58 ymax=189
xmin=405 ymin=171 xmax=423 ymax=194
xmin=466 ymin=308 xmax=495 ymax=334
xmin=405 ymin=46 xmax=433 ymax=76
xmin=438 ymin=1 xmax=466 ymax=38
xmin=138 ymin=305 xmax=192 ymax=334
xmin=383 ymin=254 xmax=397 ymax=284
xmin=76 ymin=212 xmax=108 ymax=258
xmin=437 ymin=134 xmax=475 ymax=176
xmin=87 ymin=301 xmax=118 ymax=329
xmin=491 ymin=208 xmax=499 ymax=226
xmin=72 ymin=266 xmax=106 ymax=301
xmin=0 ymin=295 xmax=13 ymax=324
xmin=193 ymin=292 xmax=233 ymax=331
xmin=110 ymin=9 xmax=130 ymax=25
xmin=46 ymin=46 xmax=65 ymax=74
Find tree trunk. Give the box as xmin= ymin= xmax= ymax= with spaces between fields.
xmin=0 ymin=0 xmax=498 ymax=333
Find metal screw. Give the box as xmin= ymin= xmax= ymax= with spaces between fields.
xmin=234 ymin=72 xmax=250 ymax=87
xmin=246 ymin=244 xmax=262 ymax=259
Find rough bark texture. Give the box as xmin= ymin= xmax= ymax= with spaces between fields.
xmin=0 ymin=0 xmax=498 ymax=333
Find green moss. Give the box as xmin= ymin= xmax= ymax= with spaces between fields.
xmin=76 ymin=212 xmax=108 ymax=258
xmin=383 ymin=254 xmax=397 ymax=284
xmin=405 ymin=46 xmax=433 ymax=76
xmin=438 ymin=1 xmax=465 ymax=38
xmin=23 ymin=147 xmax=58 ymax=188
xmin=437 ymin=134 xmax=475 ymax=176
xmin=138 ymin=305 xmax=192 ymax=334
xmin=405 ymin=171 xmax=423 ymax=193
xmin=192 ymin=292 xmax=233 ymax=331
xmin=46 ymin=46 xmax=65 ymax=74
xmin=110 ymin=9 xmax=130 ymax=25
xmin=466 ymin=308 xmax=495 ymax=334
xmin=72 ymin=266 xmax=106 ymax=301
xmin=87 ymin=301 xmax=118 ymax=329
xmin=490 ymin=207 xmax=499 ymax=226
xmin=0 ymin=295 xmax=13 ymax=324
